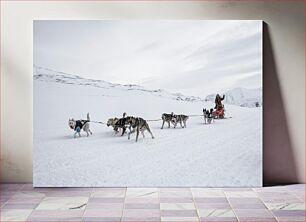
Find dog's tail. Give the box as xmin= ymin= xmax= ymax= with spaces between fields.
xmin=87 ymin=113 xmax=90 ymax=122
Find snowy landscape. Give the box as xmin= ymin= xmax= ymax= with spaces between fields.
xmin=33 ymin=66 xmax=262 ymax=187
xmin=34 ymin=20 xmax=262 ymax=187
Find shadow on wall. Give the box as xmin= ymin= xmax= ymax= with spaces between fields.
xmin=263 ymin=22 xmax=298 ymax=185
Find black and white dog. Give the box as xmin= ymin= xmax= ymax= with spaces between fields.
xmin=203 ymin=108 xmax=214 ymax=124
xmin=68 ymin=113 xmax=92 ymax=138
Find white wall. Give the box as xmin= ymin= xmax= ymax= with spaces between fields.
xmin=1 ymin=1 xmax=304 ymax=184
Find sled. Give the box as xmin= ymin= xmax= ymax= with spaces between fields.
xmin=212 ymin=107 xmax=225 ymax=119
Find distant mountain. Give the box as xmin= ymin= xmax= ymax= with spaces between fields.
xmin=33 ymin=65 xmax=204 ymax=102
xmin=205 ymin=87 xmax=262 ymax=108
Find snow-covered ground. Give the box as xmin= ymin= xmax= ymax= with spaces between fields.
xmin=33 ymin=67 xmax=262 ymax=187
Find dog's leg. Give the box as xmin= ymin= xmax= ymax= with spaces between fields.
xmin=136 ymin=127 xmax=140 ymax=142
xmin=146 ymin=125 xmax=155 ymax=139
xmin=161 ymin=120 xmax=165 ymax=129
xmin=128 ymin=128 xmax=136 ymax=140
xmin=121 ymin=127 xmax=126 ymax=136
xmin=179 ymin=120 xmax=184 ymax=128
xmin=78 ymin=132 xmax=81 ymax=137
xmin=141 ymin=130 xmax=145 ymax=138
xmin=89 ymin=129 xmax=93 ymax=135
xmin=114 ymin=126 xmax=119 ymax=134
xmin=74 ymin=132 xmax=77 ymax=138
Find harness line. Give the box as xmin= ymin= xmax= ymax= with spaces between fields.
xmin=90 ymin=113 xmax=230 ymax=125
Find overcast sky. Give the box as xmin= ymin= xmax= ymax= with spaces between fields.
xmin=34 ymin=20 xmax=262 ymax=97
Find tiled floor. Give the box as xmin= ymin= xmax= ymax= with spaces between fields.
xmin=0 ymin=184 xmax=304 ymax=222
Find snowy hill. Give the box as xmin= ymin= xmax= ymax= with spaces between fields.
xmin=33 ymin=66 xmax=262 ymax=187
xmin=205 ymin=87 xmax=262 ymax=108
xmin=34 ymin=65 xmax=203 ymax=102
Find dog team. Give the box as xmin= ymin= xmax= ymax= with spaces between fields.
xmin=68 ymin=95 xmax=225 ymax=141
xmin=68 ymin=111 xmax=192 ymax=141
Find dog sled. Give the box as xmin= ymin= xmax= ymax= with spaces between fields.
xmin=212 ymin=107 xmax=225 ymax=119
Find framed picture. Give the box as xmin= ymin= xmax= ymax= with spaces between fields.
xmin=33 ymin=20 xmax=262 ymax=187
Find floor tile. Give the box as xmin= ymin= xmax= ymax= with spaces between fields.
xmin=36 ymin=196 xmax=88 ymax=210
xmin=126 ymin=188 xmax=158 ymax=198
xmin=265 ymin=202 xmax=305 ymax=210
xmin=1 ymin=184 xmax=24 ymax=191
xmin=86 ymin=202 xmax=123 ymax=209
xmin=44 ymin=191 xmax=92 ymax=197
xmin=195 ymin=197 xmax=228 ymax=203
xmin=223 ymin=188 xmax=252 ymax=191
xmin=230 ymin=202 xmax=266 ymax=209
xmin=159 ymin=188 xmax=191 ymax=192
xmin=271 ymin=209 xmax=305 ymax=217
xmin=160 ymin=190 xmax=193 ymax=198
xmin=83 ymin=217 xmax=121 ymax=222
xmin=237 ymin=218 xmax=277 ymax=222
xmin=162 ymin=216 xmax=199 ymax=222
xmin=285 ymin=184 xmax=305 ymax=191
xmin=160 ymin=203 xmax=196 ymax=210
xmin=196 ymin=203 xmax=231 ymax=209
xmin=228 ymin=198 xmax=262 ymax=204
xmin=91 ymin=189 xmax=125 ymax=198
xmin=125 ymin=198 xmax=159 ymax=204
xmin=253 ymin=186 xmax=290 ymax=193
xmin=234 ymin=209 xmax=274 ymax=218
xmin=191 ymin=188 xmax=225 ymax=197
xmin=1 ymin=196 xmax=11 ymax=205
xmin=200 ymin=217 xmax=238 ymax=222
xmin=1 ymin=183 xmax=305 ymax=222
xmin=27 ymin=217 xmax=83 ymax=221
xmin=11 ymin=191 xmax=45 ymax=199
xmin=160 ymin=197 xmax=194 ymax=203
xmin=161 ymin=210 xmax=198 ymax=217
xmin=225 ymin=191 xmax=258 ymax=198
xmin=276 ymin=217 xmax=306 ymax=222
xmin=89 ymin=197 xmax=125 ymax=203
xmin=0 ymin=209 xmax=32 ymax=221
xmin=125 ymin=203 xmax=160 ymax=209
xmin=257 ymin=192 xmax=300 ymax=203
xmin=83 ymin=209 xmax=123 ymax=217
xmin=122 ymin=217 xmax=161 ymax=222
xmin=122 ymin=209 xmax=160 ymax=217
xmin=7 ymin=197 xmax=44 ymax=204
xmin=198 ymin=209 xmax=235 ymax=217
xmin=2 ymin=203 xmax=39 ymax=209
xmin=28 ymin=209 xmax=84 ymax=218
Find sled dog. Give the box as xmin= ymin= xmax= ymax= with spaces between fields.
xmin=112 ymin=112 xmax=129 ymax=135
xmin=68 ymin=113 xmax=92 ymax=138
xmin=171 ymin=114 xmax=189 ymax=128
xmin=203 ymin=108 xmax=208 ymax=124
xmin=203 ymin=108 xmax=214 ymax=124
xmin=207 ymin=108 xmax=214 ymax=124
xmin=126 ymin=116 xmax=154 ymax=142
xmin=107 ymin=117 xmax=119 ymax=132
xmin=161 ymin=112 xmax=174 ymax=129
